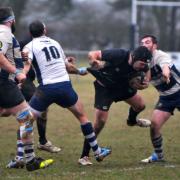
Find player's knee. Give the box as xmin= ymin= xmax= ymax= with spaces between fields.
xmin=134 ymin=104 xmax=145 ymax=112
xmin=41 ymin=110 xmax=48 ymax=120
xmin=0 ymin=108 xmax=11 ymax=117
xmin=30 ymin=107 xmax=47 ymax=120
xmin=16 ymin=108 xmax=34 ymax=140
xmin=16 ymin=108 xmax=34 ymax=123
xmin=140 ymin=104 xmax=146 ymax=111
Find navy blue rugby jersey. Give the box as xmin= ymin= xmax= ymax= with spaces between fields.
xmin=88 ymin=49 xmax=137 ymax=88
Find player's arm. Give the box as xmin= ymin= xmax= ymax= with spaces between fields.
xmin=157 ymin=54 xmax=171 ymax=84
xmin=161 ymin=64 xmax=170 ymax=84
xmin=88 ymin=50 xmax=106 ymax=69
xmin=23 ymin=59 xmax=32 ymax=74
xmin=0 ymin=53 xmax=26 ymax=83
xmin=65 ymin=57 xmax=88 ymax=76
xmin=0 ymin=53 xmax=16 ymax=73
xmin=21 ymin=47 xmax=33 ymax=74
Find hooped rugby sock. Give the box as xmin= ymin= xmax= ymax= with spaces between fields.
xmin=24 ymin=142 xmax=35 ymax=163
xmin=81 ymin=122 xmax=101 ymax=155
xmin=16 ymin=129 xmax=24 ymax=161
xmin=152 ymin=135 xmax=163 ymax=159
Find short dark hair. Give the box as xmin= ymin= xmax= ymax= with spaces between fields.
xmin=132 ymin=46 xmax=152 ymax=63
xmin=0 ymin=7 xmax=14 ymax=24
xmin=140 ymin=34 xmax=158 ymax=44
xmin=29 ymin=20 xmax=45 ymax=38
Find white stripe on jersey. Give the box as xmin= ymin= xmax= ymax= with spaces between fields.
xmin=24 ymin=36 xmax=69 ymax=85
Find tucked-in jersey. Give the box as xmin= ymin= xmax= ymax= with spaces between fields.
xmin=150 ymin=49 xmax=180 ymax=96
xmin=87 ymin=49 xmax=137 ymax=89
xmin=24 ymin=36 xmax=69 ymax=85
xmin=0 ymin=24 xmax=23 ymax=80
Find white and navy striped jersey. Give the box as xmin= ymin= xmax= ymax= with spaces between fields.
xmin=150 ymin=50 xmax=180 ymax=96
xmin=24 ymin=36 xmax=70 ymax=85
xmin=0 ymin=24 xmax=23 ymax=80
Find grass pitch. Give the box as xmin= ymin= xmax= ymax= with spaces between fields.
xmin=0 ymin=74 xmax=180 ymax=180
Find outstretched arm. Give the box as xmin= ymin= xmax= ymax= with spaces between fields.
xmin=65 ymin=57 xmax=88 ymax=76
xmin=162 ymin=64 xmax=170 ymax=84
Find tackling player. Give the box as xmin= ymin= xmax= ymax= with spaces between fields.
xmin=140 ymin=34 xmax=180 ymax=163
xmin=23 ymin=20 xmax=111 ymax=163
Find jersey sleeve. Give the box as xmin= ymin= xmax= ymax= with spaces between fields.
xmin=101 ymin=49 xmax=129 ymax=66
xmin=0 ymin=38 xmax=10 ymax=54
xmin=0 ymin=30 xmax=12 ymax=54
xmin=156 ymin=51 xmax=172 ymax=69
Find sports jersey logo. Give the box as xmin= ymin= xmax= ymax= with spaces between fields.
xmin=102 ymin=106 xmax=108 ymax=110
xmin=157 ymin=102 xmax=163 ymax=108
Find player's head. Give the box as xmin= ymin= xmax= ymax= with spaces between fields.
xmin=29 ymin=20 xmax=46 ymax=38
xmin=0 ymin=7 xmax=16 ymax=33
xmin=131 ymin=46 xmax=152 ymax=72
xmin=140 ymin=34 xmax=158 ymax=52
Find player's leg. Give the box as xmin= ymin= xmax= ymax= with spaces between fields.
xmin=22 ymin=80 xmax=60 ymax=153
xmin=6 ymin=129 xmax=25 ymax=168
xmin=141 ymin=97 xmax=175 ymax=163
xmin=55 ymin=81 xmax=111 ymax=162
xmin=0 ymin=81 xmax=34 ymax=169
xmin=36 ymin=110 xmax=61 ymax=153
xmin=125 ymin=93 xmax=149 ymax=127
xmin=68 ymin=99 xmax=111 ymax=162
xmin=78 ymin=81 xmax=112 ymax=165
xmin=141 ymin=109 xmax=171 ymax=163
xmin=79 ymin=109 xmax=109 ymax=165
xmin=9 ymin=79 xmax=36 ymax=168
xmin=8 ymin=101 xmax=53 ymax=171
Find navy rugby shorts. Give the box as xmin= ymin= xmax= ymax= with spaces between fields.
xmin=155 ymin=90 xmax=180 ymax=114
xmin=94 ymin=80 xmax=137 ymax=111
xmin=29 ymin=81 xmax=78 ymax=112
xmin=0 ymin=79 xmax=25 ymax=108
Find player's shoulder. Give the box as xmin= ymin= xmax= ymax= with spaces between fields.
xmin=0 ymin=25 xmax=12 ymax=43
xmin=48 ymin=37 xmax=60 ymax=45
xmin=154 ymin=49 xmax=170 ymax=59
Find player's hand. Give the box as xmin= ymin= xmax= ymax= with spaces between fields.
xmin=16 ymin=73 xmax=26 ymax=83
xmin=90 ymin=60 xmax=105 ymax=70
xmin=21 ymin=51 xmax=29 ymax=61
xmin=66 ymin=56 xmax=76 ymax=64
xmin=130 ymin=77 xmax=149 ymax=90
